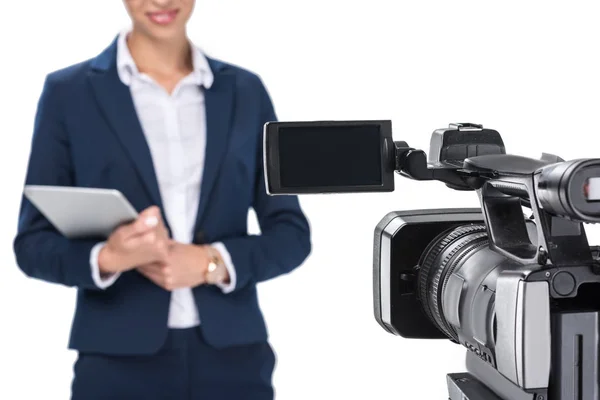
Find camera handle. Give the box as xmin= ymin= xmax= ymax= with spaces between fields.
xmin=477 ymin=176 xmax=593 ymax=268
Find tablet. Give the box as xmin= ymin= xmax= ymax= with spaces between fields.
xmin=23 ymin=185 xmax=139 ymax=239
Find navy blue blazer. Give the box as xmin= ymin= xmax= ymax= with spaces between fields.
xmin=13 ymin=38 xmax=311 ymax=355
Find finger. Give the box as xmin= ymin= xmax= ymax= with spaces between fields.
xmin=122 ymin=206 xmax=163 ymax=239
xmin=139 ymin=266 xmax=172 ymax=290
xmin=138 ymin=262 xmax=163 ymax=274
xmin=139 ymin=267 xmax=161 ymax=280
xmin=161 ymin=223 xmax=170 ymax=239
xmin=136 ymin=206 xmax=163 ymax=233
xmin=149 ymin=236 xmax=170 ymax=261
xmin=155 ymin=222 xmax=170 ymax=241
xmin=125 ymin=230 xmax=157 ymax=253
xmin=128 ymin=232 xmax=170 ymax=263
xmin=140 ymin=263 xmax=172 ymax=279
xmin=159 ymin=265 xmax=174 ymax=289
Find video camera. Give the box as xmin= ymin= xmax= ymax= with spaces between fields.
xmin=263 ymin=121 xmax=600 ymax=400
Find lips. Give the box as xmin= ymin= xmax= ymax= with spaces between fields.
xmin=146 ymin=9 xmax=179 ymax=25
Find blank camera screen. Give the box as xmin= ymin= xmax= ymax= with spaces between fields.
xmin=278 ymin=124 xmax=383 ymax=188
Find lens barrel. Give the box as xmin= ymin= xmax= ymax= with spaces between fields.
xmin=537 ymin=159 xmax=600 ymax=223
xmin=417 ymin=224 xmax=489 ymax=342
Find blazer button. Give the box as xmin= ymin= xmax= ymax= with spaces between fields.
xmin=194 ymin=231 xmax=205 ymax=244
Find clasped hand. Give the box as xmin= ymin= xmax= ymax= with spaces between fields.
xmin=98 ymin=206 xmax=211 ymax=290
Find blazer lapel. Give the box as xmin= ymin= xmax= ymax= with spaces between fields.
xmin=194 ymin=68 xmax=235 ymax=231
xmin=88 ymin=39 xmax=164 ymax=211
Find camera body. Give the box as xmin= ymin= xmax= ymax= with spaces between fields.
xmin=263 ymin=121 xmax=600 ymax=400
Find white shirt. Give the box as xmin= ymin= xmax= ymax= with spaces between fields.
xmin=89 ymin=29 xmax=236 ymax=329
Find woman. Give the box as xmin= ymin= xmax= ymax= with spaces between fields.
xmin=13 ymin=0 xmax=311 ymax=398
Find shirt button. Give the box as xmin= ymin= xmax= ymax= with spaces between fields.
xmin=194 ymin=231 xmax=205 ymax=244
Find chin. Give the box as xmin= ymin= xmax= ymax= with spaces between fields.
xmin=138 ymin=24 xmax=186 ymax=42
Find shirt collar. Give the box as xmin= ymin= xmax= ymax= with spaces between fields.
xmin=116 ymin=28 xmax=214 ymax=89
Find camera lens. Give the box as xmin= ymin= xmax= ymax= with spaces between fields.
xmin=416 ymin=224 xmax=488 ymax=342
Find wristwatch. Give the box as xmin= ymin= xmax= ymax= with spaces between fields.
xmin=205 ymin=246 xmax=227 ymax=285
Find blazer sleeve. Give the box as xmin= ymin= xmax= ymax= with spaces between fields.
xmin=13 ymin=75 xmax=103 ymax=290
xmin=219 ymin=78 xmax=312 ymax=291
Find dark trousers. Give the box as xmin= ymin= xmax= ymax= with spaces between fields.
xmin=71 ymin=328 xmax=276 ymax=400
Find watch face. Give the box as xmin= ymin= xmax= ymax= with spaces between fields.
xmin=206 ymin=260 xmax=226 ymax=284
xmin=208 ymin=262 xmax=218 ymax=273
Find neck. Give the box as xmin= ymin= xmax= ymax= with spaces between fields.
xmin=126 ymin=28 xmax=193 ymax=76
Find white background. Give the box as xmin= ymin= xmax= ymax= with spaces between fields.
xmin=1 ymin=1 xmax=600 ymax=399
